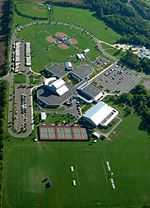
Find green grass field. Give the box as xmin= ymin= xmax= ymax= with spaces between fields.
xmin=3 ymin=114 xmax=150 ymax=208
xmin=13 ymin=0 xmax=122 ymax=72
xmin=17 ymin=23 xmax=100 ymax=72
xmin=14 ymin=74 xmax=26 ymax=84
xmin=13 ymin=0 xmax=120 ymax=44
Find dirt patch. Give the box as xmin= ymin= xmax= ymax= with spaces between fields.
xmin=47 ymin=36 xmax=55 ymax=43
xmin=55 ymin=32 xmax=67 ymax=39
xmin=70 ymin=37 xmax=78 ymax=45
xmin=58 ymin=43 xmax=69 ymax=49
xmin=46 ymin=32 xmax=78 ymax=50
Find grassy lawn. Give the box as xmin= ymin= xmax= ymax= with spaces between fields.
xmin=29 ymin=74 xmax=42 ymax=85
xmin=101 ymin=43 xmax=125 ymax=59
xmin=3 ymin=114 xmax=150 ymax=208
xmin=17 ymin=23 xmax=100 ymax=72
xmin=14 ymin=74 xmax=26 ymax=84
xmin=13 ymin=0 xmax=120 ymax=44
xmin=45 ymin=113 xmax=76 ymax=124
xmin=54 ymin=7 xmax=120 ymax=44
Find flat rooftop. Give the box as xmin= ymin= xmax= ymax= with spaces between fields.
xmin=46 ymin=64 xmax=66 ymax=78
xmin=37 ymin=80 xmax=85 ymax=107
xmin=39 ymin=125 xmax=88 ymax=141
xmin=45 ymin=64 xmax=92 ymax=81
xmin=79 ymin=83 xmax=102 ymax=97
xmin=72 ymin=64 xmax=92 ymax=79
xmin=37 ymin=85 xmax=73 ymax=106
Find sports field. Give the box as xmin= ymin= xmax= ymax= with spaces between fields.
xmin=13 ymin=0 xmax=120 ymax=43
xmin=13 ymin=0 xmax=121 ymax=72
xmin=3 ymin=114 xmax=150 ymax=208
xmin=17 ymin=23 xmax=100 ymax=71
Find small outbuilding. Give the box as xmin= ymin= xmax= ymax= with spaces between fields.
xmin=65 ymin=62 xmax=73 ymax=71
xmin=83 ymin=48 xmax=90 ymax=54
xmin=41 ymin=112 xmax=47 ymax=121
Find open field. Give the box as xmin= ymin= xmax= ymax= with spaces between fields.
xmin=3 ymin=114 xmax=150 ymax=208
xmin=17 ymin=23 xmax=100 ymax=72
xmin=101 ymin=43 xmax=125 ymax=59
xmin=14 ymin=74 xmax=26 ymax=84
xmin=13 ymin=0 xmax=120 ymax=44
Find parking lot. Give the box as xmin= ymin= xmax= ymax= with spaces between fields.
xmin=95 ymin=63 xmax=142 ymax=94
xmin=13 ymin=85 xmax=33 ymax=136
xmin=93 ymin=57 xmax=110 ymax=66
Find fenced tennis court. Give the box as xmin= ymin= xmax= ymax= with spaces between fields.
xmin=39 ymin=125 xmax=88 ymax=141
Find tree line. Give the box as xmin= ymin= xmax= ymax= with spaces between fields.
xmin=115 ymin=85 xmax=150 ymax=133
xmin=120 ymin=50 xmax=150 ymax=75
xmin=0 ymin=0 xmax=13 ymax=76
xmin=0 ymin=81 xmax=8 ymax=206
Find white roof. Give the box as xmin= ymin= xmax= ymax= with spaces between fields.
xmin=56 ymin=85 xmax=69 ymax=96
xmin=25 ymin=44 xmax=31 ymax=56
xmin=41 ymin=112 xmax=47 ymax=120
xmin=84 ymin=48 xmax=90 ymax=53
xmin=76 ymin=54 xmax=82 ymax=59
xmin=26 ymin=56 xmax=31 ymax=66
xmin=65 ymin=62 xmax=72 ymax=68
xmin=92 ymin=132 xmax=100 ymax=138
xmin=51 ymin=79 xmax=65 ymax=89
xmin=84 ymin=101 xmax=118 ymax=126
xmin=80 ymin=54 xmax=85 ymax=59
xmin=44 ymin=77 xmax=57 ymax=85
xmin=26 ymin=42 xmax=31 ymax=47
xmin=15 ymin=42 xmax=21 ymax=47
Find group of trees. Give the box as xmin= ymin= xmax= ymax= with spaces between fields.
xmin=84 ymin=0 xmax=150 ymax=48
xmin=0 ymin=0 xmax=13 ymax=76
xmin=0 ymin=81 xmax=7 ymax=158
xmin=0 ymin=81 xmax=7 ymax=206
xmin=120 ymin=50 xmax=150 ymax=74
xmin=116 ymin=85 xmax=150 ymax=133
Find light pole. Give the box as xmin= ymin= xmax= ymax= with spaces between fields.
xmin=47 ymin=2 xmax=54 ymax=24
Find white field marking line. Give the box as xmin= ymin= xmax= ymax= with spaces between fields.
xmin=106 ymin=161 xmax=111 ymax=172
xmin=73 ymin=166 xmax=81 ymax=187
xmin=101 ymin=160 xmax=108 ymax=183
xmin=105 ymin=160 xmax=117 ymax=190
xmin=69 ymin=165 xmax=80 ymax=187
xmin=98 ymin=151 xmax=108 ymax=183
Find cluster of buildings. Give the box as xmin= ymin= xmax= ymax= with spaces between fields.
xmin=76 ymin=49 xmax=90 ymax=61
xmin=37 ymin=61 xmax=119 ymax=131
xmin=114 ymin=44 xmax=150 ymax=59
xmin=12 ymin=41 xmax=31 ymax=73
xmin=11 ymin=39 xmax=120 ymax=140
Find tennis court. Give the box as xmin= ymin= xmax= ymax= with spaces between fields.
xmin=39 ymin=125 xmax=88 ymax=141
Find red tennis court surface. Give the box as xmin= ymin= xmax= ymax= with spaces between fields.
xmin=39 ymin=125 xmax=88 ymax=141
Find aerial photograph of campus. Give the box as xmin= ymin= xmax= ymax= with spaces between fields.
xmin=0 ymin=0 xmax=149 ymax=207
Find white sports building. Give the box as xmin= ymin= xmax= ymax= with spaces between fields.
xmin=83 ymin=101 xmax=118 ymax=127
xmin=44 ymin=78 xmax=69 ymax=96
